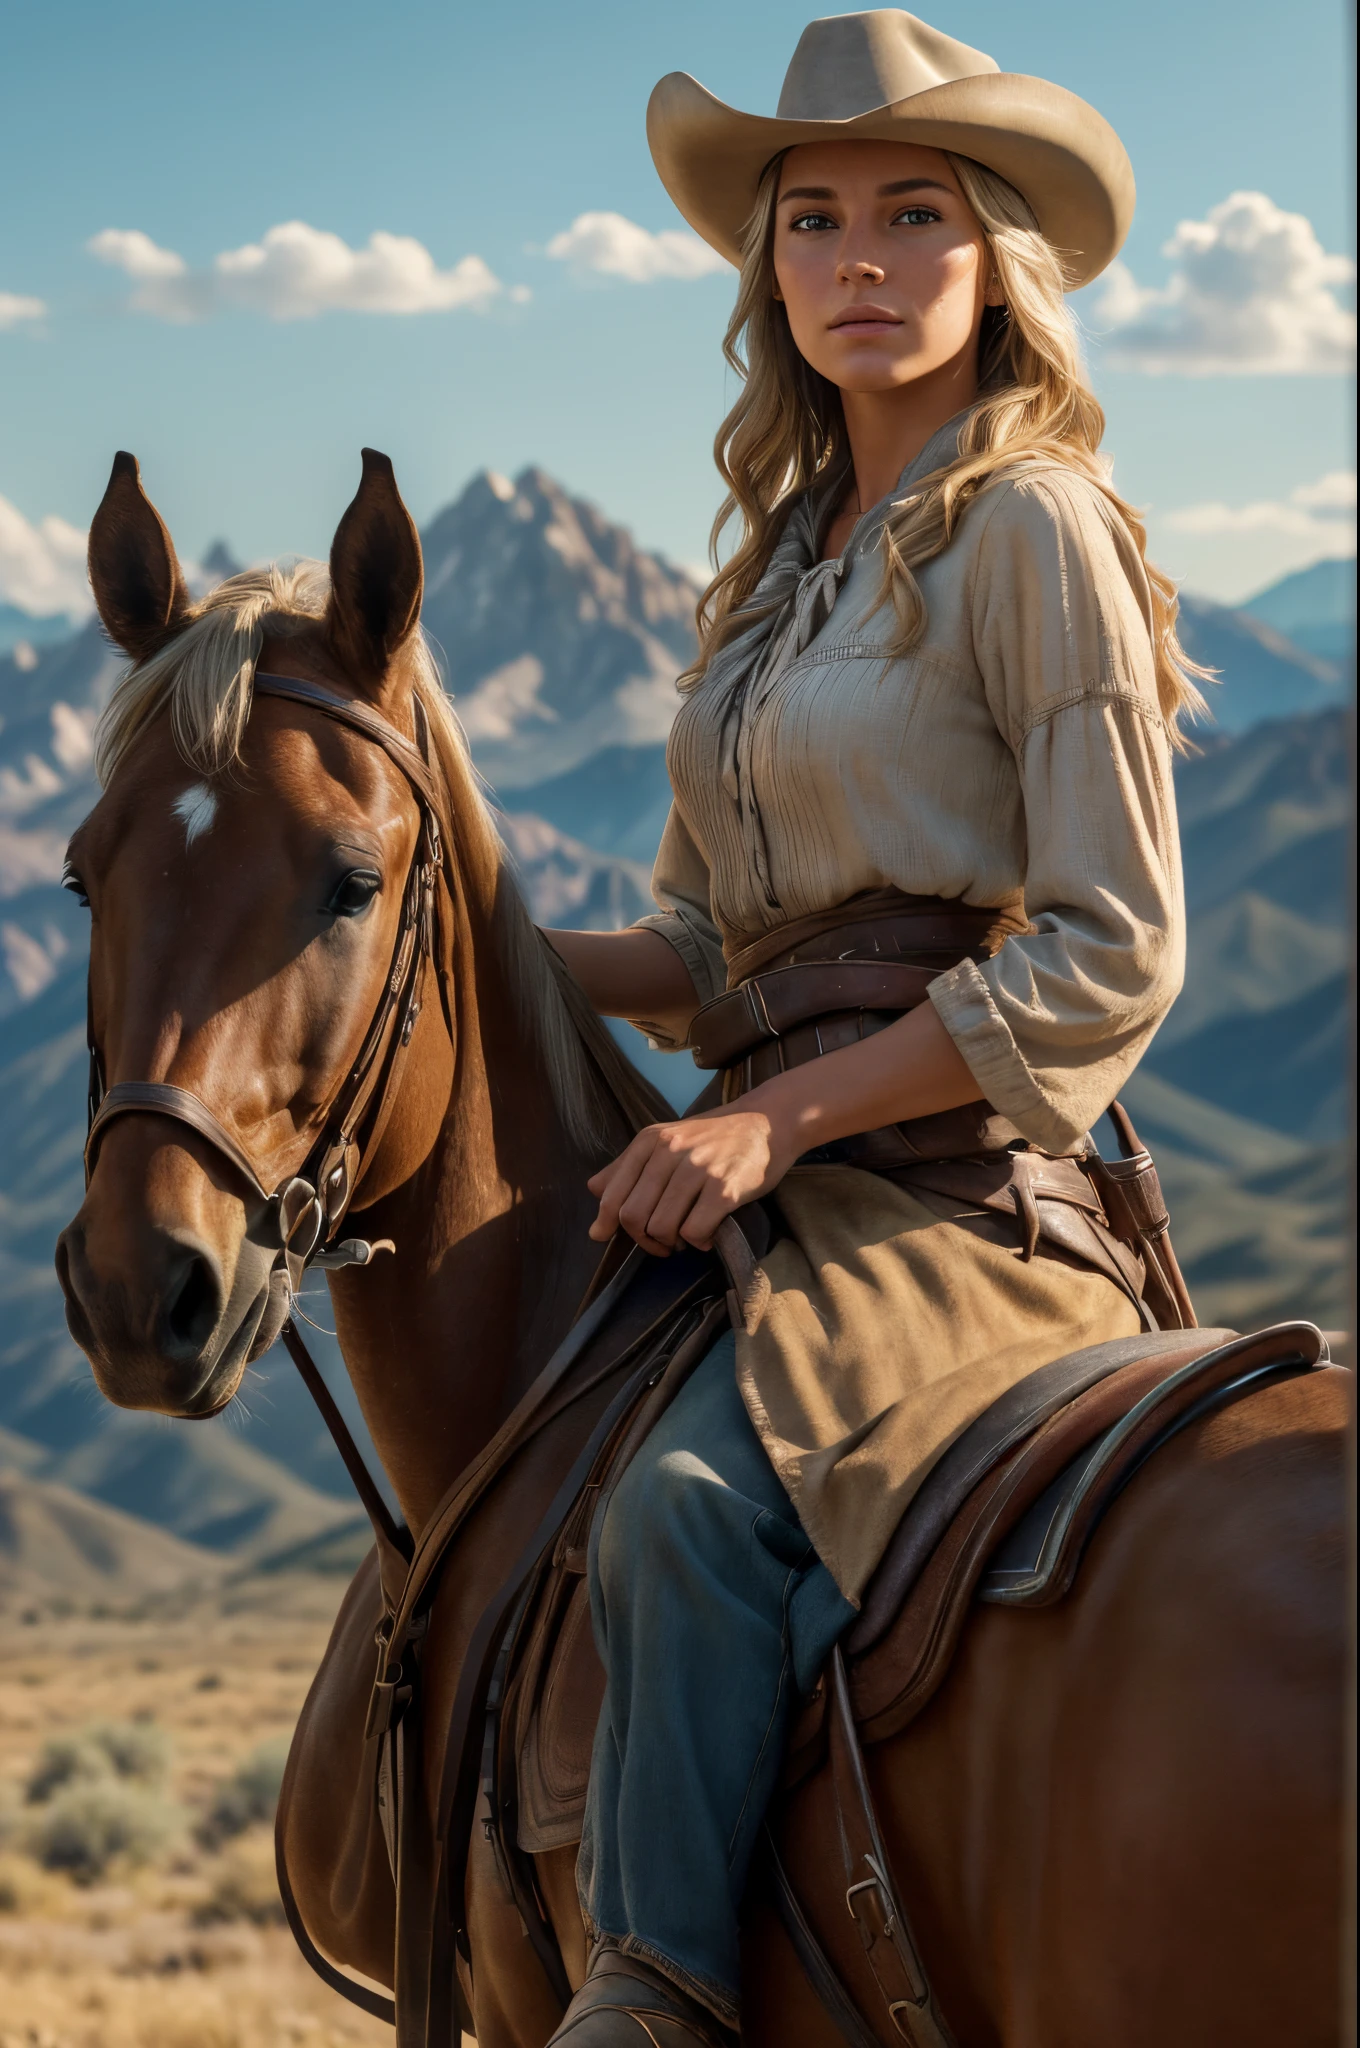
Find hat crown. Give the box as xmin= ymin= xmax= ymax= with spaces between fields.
xmin=776 ymin=9 xmax=999 ymax=122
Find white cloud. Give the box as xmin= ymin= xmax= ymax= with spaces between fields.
xmin=0 ymin=292 xmax=46 ymax=330
xmin=88 ymin=228 xmax=186 ymax=281
xmin=1163 ymin=470 xmax=1356 ymax=555
xmin=545 ymin=212 xmax=729 ymax=283
xmin=89 ymin=221 xmax=512 ymax=321
xmin=1087 ymin=191 xmax=1355 ymax=374
xmin=0 ymin=494 xmax=90 ymax=617
xmin=1291 ymin=471 xmax=1356 ymax=514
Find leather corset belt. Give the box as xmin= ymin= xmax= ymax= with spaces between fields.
xmin=689 ymin=894 xmax=1043 ymax=1168
xmin=683 ymin=891 xmax=1195 ymax=1332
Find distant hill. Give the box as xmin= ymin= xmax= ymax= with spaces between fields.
xmin=1118 ymin=1070 xmax=1349 ymax=1334
xmin=0 ymin=618 xmax=118 ymax=1017
xmin=1241 ymin=557 xmax=1355 ymax=669
xmin=497 ymin=811 xmax=654 ymax=929
xmin=1146 ymin=972 xmax=1347 ymax=1142
xmin=513 ymin=743 xmax=674 ymax=866
xmin=0 ymin=603 xmax=79 ymax=660
xmin=1141 ymin=707 xmax=1350 ymax=1140
xmin=0 ymin=1467 xmax=225 ymax=1604
xmin=1177 ymin=592 xmax=1350 ymax=732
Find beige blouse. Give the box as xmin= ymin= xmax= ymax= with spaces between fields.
xmin=637 ymin=415 xmax=1185 ymax=1154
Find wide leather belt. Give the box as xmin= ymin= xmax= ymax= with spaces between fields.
xmin=682 ymin=896 xmax=1186 ymax=1328
xmin=690 ymin=959 xmax=941 ymax=1073
xmin=689 ymin=902 xmax=1041 ymax=1166
xmin=681 ymin=899 xmax=1191 ymax=1326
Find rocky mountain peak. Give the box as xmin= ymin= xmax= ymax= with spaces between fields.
xmin=196 ymin=539 xmax=243 ymax=590
xmin=419 ymin=467 xmax=701 ymax=788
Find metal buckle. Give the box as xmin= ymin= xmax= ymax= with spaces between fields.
xmin=743 ymin=976 xmax=776 ymax=1045
xmin=845 ymin=1855 xmax=929 ymax=2008
xmin=277 ymin=1177 xmax=324 ymax=1261
xmin=846 ymin=1871 xmax=893 ymax=1931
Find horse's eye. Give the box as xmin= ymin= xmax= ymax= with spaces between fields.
xmin=62 ymin=860 xmax=90 ymax=909
xmin=325 ymin=868 xmax=382 ymax=919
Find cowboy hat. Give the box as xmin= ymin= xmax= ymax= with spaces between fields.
xmin=647 ymin=10 xmax=1134 ymax=288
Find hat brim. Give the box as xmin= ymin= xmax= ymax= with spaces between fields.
xmin=646 ymin=69 xmax=1134 ymax=290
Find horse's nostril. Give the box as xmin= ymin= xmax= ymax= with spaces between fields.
xmin=164 ymin=1249 xmax=223 ymax=1357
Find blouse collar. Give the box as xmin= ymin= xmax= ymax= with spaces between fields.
xmin=699 ymin=405 xmax=976 ymax=711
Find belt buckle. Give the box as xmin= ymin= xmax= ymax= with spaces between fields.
xmin=743 ymin=977 xmax=776 ymax=1044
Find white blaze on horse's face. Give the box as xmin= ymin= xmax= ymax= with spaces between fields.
xmin=172 ymin=781 xmax=218 ymax=848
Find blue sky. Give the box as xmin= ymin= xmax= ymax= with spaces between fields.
xmin=1 ymin=0 xmax=1353 ymax=610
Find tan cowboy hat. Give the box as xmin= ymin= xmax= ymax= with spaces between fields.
xmin=647 ymin=9 xmax=1134 ymax=288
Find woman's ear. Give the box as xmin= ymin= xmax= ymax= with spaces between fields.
xmin=325 ymin=448 xmax=424 ymax=696
xmin=87 ymin=452 xmax=192 ymax=661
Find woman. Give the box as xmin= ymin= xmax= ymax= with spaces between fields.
xmin=543 ymin=13 xmax=1203 ymax=2042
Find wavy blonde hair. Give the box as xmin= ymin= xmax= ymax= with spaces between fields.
xmin=686 ymin=151 xmax=1209 ymax=740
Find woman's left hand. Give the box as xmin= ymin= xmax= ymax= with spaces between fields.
xmin=587 ymin=1106 xmax=798 ymax=1256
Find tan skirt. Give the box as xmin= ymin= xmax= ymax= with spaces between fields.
xmin=735 ymin=1165 xmax=1141 ymax=1604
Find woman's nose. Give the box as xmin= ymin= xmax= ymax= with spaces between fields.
xmin=837 ymin=257 xmax=886 ymax=285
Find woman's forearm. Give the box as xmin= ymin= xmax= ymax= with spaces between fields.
xmin=542 ymin=926 xmax=701 ymax=1042
xmin=585 ymin=997 xmax=985 ymax=1252
xmin=740 ymin=997 xmax=980 ymax=1152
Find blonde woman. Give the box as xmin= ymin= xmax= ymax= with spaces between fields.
xmin=545 ymin=12 xmax=1201 ymax=2042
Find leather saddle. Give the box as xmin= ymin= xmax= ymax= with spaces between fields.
xmin=498 ymin=1314 xmax=1329 ymax=1854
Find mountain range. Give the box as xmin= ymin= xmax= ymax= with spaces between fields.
xmin=0 ymin=463 xmax=1351 ymax=1592
xmin=1237 ymin=556 xmax=1355 ymax=668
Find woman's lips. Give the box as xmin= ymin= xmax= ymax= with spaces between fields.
xmin=829 ymin=309 xmax=902 ymax=333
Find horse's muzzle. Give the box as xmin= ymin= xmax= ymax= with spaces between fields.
xmin=55 ymin=1198 xmax=287 ymax=1417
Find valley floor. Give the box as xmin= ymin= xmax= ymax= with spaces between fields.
xmin=0 ymin=1577 xmax=406 ymax=2048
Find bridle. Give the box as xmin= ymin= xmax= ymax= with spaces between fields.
xmin=83 ymin=672 xmax=450 ymax=1297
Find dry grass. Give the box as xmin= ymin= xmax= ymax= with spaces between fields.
xmin=0 ymin=1577 xmax=398 ymax=2048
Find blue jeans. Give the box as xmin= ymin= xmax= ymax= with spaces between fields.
xmin=577 ymin=1330 xmax=855 ymax=2023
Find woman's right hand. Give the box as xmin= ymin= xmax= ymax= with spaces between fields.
xmin=587 ymin=1102 xmax=795 ymax=1255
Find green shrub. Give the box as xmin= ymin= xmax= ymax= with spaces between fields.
xmin=26 ymin=1718 xmax=171 ymax=1804
xmin=25 ymin=1778 xmax=184 ymax=1881
xmin=25 ymin=1732 xmax=112 ymax=1804
xmin=0 ymin=1779 xmax=19 ymax=1849
xmin=193 ymin=1832 xmax=284 ymax=1926
xmin=90 ymin=1718 xmax=171 ymax=1786
xmin=199 ymin=1735 xmax=290 ymax=1847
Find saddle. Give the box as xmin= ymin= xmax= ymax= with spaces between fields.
xmin=494 ymin=1305 xmax=1328 ymax=2044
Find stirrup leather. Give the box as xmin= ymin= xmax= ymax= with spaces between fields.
xmin=828 ymin=1649 xmax=956 ymax=2048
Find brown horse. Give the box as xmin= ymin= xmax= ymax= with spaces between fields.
xmin=57 ymin=451 xmax=1348 ymax=2048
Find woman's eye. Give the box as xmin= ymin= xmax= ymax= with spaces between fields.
xmin=325 ymin=869 xmax=381 ymax=919
xmin=789 ymin=210 xmax=837 ymax=233
xmin=893 ymin=206 xmax=941 ymax=227
xmin=61 ymin=861 xmax=90 ymax=909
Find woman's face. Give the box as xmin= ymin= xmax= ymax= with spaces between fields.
xmin=772 ymin=140 xmax=998 ymax=395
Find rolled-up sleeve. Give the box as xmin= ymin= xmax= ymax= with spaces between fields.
xmin=928 ymin=471 xmax=1185 ymax=1151
xmin=632 ymin=801 xmax=728 ymax=1049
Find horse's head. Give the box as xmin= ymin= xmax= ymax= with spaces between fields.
xmin=56 ymin=450 xmax=455 ymax=1418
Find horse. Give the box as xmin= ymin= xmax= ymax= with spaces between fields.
xmin=55 ymin=449 xmax=1348 ymax=2048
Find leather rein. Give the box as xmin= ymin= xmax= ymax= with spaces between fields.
xmin=83 ymin=672 xmax=449 ymax=1303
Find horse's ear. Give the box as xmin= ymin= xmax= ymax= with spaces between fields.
xmin=87 ymin=452 xmax=193 ymax=661
xmin=325 ymin=448 xmax=424 ymax=692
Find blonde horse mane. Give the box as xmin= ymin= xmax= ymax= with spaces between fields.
xmin=93 ymin=562 xmax=670 ymax=1154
